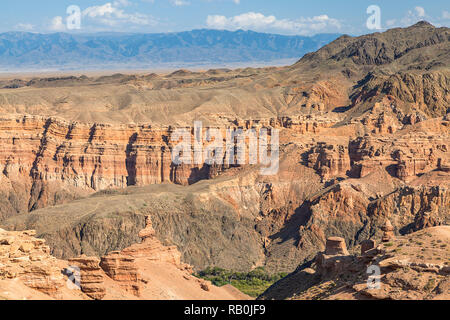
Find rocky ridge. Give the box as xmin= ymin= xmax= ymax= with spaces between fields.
xmin=0 ymin=217 xmax=249 ymax=300
xmin=259 ymin=226 xmax=450 ymax=300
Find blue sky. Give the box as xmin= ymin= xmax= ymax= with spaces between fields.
xmin=1 ymin=0 xmax=449 ymax=35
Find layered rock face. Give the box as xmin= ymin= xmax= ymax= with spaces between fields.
xmin=307 ymin=142 xmax=351 ymax=180
xmin=368 ymin=185 xmax=450 ymax=233
xmin=100 ymin=252 xmax=141 ymax=297
xmin=1 ymin=115 xmax=448 ymax=273
xmin=0 ymin=115 xmax=175 ymax=212
xmin=349 ymin=133 xmax=449 ymax=181
xmin=0 ymin=114 xmax=336 ymax=219
xmin=67 ymin=256 xmax=106 ymax=300
xmin=0 ymin=228 xmax=65 ymax=297
xmin=0 ymin=224 xmax=244 ymax=300
xmin=324 ymin=237 xmax=349 ymax=255
xmin=1 ymin=112 xmax=446 ymax=220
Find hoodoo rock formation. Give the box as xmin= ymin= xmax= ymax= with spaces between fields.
xmin=360 ymin=240 xmax=376 ymax=255
xmin=325 ymin=237 xmax=348 ymax=255
xmin=324 ymin=237 xmax=349 ymax=255
xmin=122 ymin=215 xmax=182 ymax=267
xmin=67 ymin=256 xmax=106 ymax=300
xmin=381 ymin=220 xmax=395 ymax=242
xmin=0 ymin=226 xmax=248 ymax=300
xmin=260 ymin=226 xmax=450 ymax=300
xmin=315 ymin=236 xmax=353 ymax=275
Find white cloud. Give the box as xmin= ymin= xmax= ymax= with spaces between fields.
xmin=386 ymin=6 xmax=431 ymax=28
xmin=443 ymin=11 xmax=450 ymax=19
xmin=15 ymin=23 xmax=34 ymax=31
xmin=170 ymin=0 xmax=190 ymax=6
xmin=114 ymin=0 xmax=132 ymax=6
xmin=206 ymin=12 xmax=341 ymax=35
xmin=49 ymin=16 xmax=66 ymax=31
xmin=82 ymin=2 xmax=156 ymax=26
xmin=385 ymin=19 xmax=397 ymax=27
xmin=401 ymin=7 xmax=427 ymax=25
xmin=414 ymin=6 xmax=426 ymax=17
xmin=83 ymin=3 xmax=116 ymax=18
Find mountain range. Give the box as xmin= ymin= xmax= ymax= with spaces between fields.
xmin=0 ymin=29 xmax=340 ymax=71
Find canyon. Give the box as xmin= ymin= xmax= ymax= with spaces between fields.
xmin=0 ymin=21 xmax=448 ymax=285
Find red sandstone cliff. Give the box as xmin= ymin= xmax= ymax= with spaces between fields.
xmin=0 ymin=220 xmax=250 ymax=300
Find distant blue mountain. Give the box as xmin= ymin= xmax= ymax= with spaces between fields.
xmin=0 ymin=29 xmax=341 ymax=70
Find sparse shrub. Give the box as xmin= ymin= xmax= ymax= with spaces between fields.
xmin=196 ymin=266 xmax=288 ymax=297
xmin=424 ymin=278 xmax=436 ymax=292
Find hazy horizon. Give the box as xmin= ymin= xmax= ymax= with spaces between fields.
xmin=1 ymin=1 xmax=449 ymax=35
